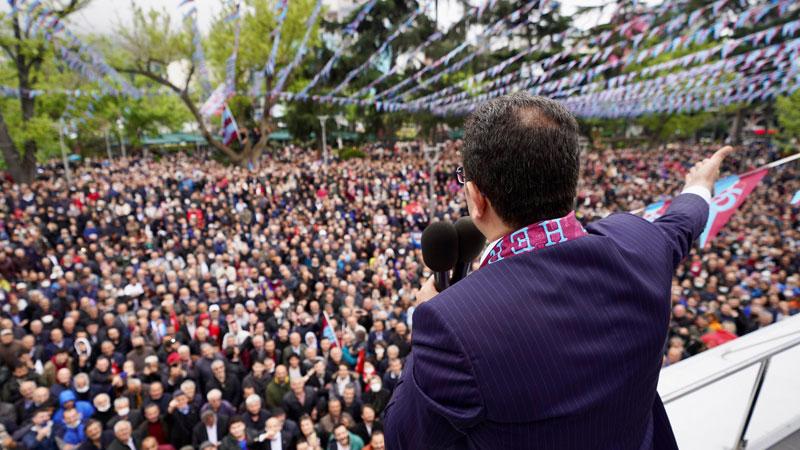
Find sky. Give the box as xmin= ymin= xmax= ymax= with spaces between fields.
xmin=58 ymin=0 xmax=620 ymax=36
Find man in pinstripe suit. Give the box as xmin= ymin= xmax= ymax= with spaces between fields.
xmin=383 ymin=93 xmax=733 ymax=449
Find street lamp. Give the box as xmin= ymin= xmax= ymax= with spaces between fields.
xmin=58 ymin=118 xmax=72 ymax=188
xmin=317 ymin=115 xmax=330 ymax=165
xmin=423 ymin=144 xmax=442 ymax=217
xmin=116 ymin=117 xmax=126 ymax=158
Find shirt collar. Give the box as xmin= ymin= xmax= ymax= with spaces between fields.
xmin=479 ymin=237 xmax=501 ymax=267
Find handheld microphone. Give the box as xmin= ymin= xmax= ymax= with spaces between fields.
xmin=421 ymin=221 xmax=459 ymax=292
xmin=451 ymin=217 xmax=487 ymax=285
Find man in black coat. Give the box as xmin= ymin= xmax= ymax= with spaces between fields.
xmin=207 ymin=360 xmax=242 ymax=407
xmin=352 ymin=404 xmax=383 ymax=444
xmin=106 ymin=420 xmax=141 ymax=450
xmin=242 ymin=394 xmax=271 ymax=434
xmin=218 ymin=416 xmax=266 ymax=450
xmin=282 ymin=377 xmax=317 ymax=423
xmin=165 ymin=390 xmax=198 ymax=449
xmin=192 ymin=410 xmax=229 ymax=448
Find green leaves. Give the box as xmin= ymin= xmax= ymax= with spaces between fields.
xmin=776 ymin=90 xmax=800 ymax=140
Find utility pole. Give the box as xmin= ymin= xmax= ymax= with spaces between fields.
xmin=117 ymin=117 xmax=127 ymax=158
xmin=58 ymin=118 xmax=72 ymax=188
xmin=317 ymin=115 xmax=330 ymax=166
xmin=423 ymin=144 xmax=442 ymax=218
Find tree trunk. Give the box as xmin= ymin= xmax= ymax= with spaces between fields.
xmin=0 ymin=109 xmax=27 ymax=183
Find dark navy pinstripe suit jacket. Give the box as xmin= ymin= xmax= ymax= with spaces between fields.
xmin=383 ymin=193 xmax=709 ymax=449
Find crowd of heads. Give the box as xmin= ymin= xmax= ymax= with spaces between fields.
xmin=574 ymin=143 xmax=799 ymax=364
xmin=0 ymin=135 xmax=797 ymax=448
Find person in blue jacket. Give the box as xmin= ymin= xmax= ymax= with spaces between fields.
xmin=55 ymin=407 xmax=86 ymax=447
xmin=52 ymin=390 xmax=94 ymax=427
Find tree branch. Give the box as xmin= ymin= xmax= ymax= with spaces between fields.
xmin=52 ymin=0 xmax=86 ymax=20
xmin=116 ymin=66 xmax=182 ymax=95
xmin=183 ymin=64 xmax=195 ymax=95
xmin=115 ymin=64 xmax=247 ymax=162
xmin=0 ymin=41 xmax=15 ymax=60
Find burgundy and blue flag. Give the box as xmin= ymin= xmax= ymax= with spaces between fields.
xmin=221 ymin=105 xmax=240 ymax=146
xmin=698 ymin=169 xmax=767 ymax=247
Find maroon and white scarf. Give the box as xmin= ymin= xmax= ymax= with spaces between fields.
xmin=479 ymin=211 xmax=588 ymax=268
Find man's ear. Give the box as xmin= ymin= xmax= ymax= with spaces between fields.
xmin=465 ymin=181 xmax=487 ymax=219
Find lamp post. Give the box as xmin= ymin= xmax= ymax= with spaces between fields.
xmin=317 ymin=115 xmax=330 ymax=165
xmin=116 ymin=117 xmax=126 ymax=159
xmin=423 ymin=144 xmax=442 ymax=218
xmin=104 ymin=126 xmax=113 ymax=161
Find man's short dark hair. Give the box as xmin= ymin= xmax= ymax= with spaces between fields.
xmin=463 ymin=93 xmax=580 ymax=228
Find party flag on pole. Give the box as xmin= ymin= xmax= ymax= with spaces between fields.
xmin=220 ymin=105 xmax=241 ymax=146
xmin=322 ymin=312 xmax=340 ymax=348
xmin=698 ymin=169 xmax=768 ymax=247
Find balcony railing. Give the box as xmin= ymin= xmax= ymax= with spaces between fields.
xmin=658 ymin=314 xmax=800 ymax=450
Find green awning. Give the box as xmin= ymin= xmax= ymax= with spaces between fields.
xmin=448 ymin=129 xmax=464 ymax=139
xmin=268 ymin=130 xmax=292 ymax=141
xmin=141 ymin=133 xmax=207 ymax=146
xmin=330 ymin=131 xmax=360 ymax=141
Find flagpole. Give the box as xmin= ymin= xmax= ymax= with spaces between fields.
xmin=740 ymin=151 xmax=800 ymax=176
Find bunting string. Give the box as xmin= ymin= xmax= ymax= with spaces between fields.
xmin=180 ymin=0 xmax=213 ymax=98
xmin=375 ymin=0 xmax=545 ymax=100
xmin=272 ymin=0 xmax=324 ymax=96
xmin=423 ymin=10 xmax=800 ymax=111
xmin=327 ymin=7 xmax=426 ymax=97
xmin=224 ymin=1 xmax=243 ymax=97
xmin=298 ymin=0 xmax=378 ymax=96
xmin=412 ymin=0 xmax=792 ymax=109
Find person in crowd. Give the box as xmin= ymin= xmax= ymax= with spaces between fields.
xmin=192 ymin=409 xmax=228 ymax=449
xmin=165 ymin=390 xmax=197 ymax=449
xmin=266 ymin=366 xmax=291 ymax=410
xmin=319 ymin=397 xmax=353 ymax=435
xmin=76 ymin=419 xmax=104 ymax=450
xmin=327 ymin=424 xmax=364 ymax=450
xmin=55 ymin=407 xmax=87 ymax=447
xmin=282 ymin=376 xmax=317 ymax=423
xmin=363 ymin=430 xmax=384 ymax=450
xmin=22 ymin=409 xmax=57 ymax=450
xmin=218 ymin=416 xmax=263 ymax=450
xmin=242 ymin=394 xmax=270 ymax=434
xmin=106 ymin=420 xmax=139 ymax=450
xmin=135 ymin=403 xmax=169 ymax=448
xmin=297 ymin=414 xmax=327 ymax=450
xmin=207 ymin=360 xmax=242 ymax=408
xmin=352 ymin=404 xmax=382 ymax=445
xmin=201 ymin=389 xmax=237 ymax=419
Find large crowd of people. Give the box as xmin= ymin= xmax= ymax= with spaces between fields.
xmin=0 ymin=139 xmax=797 ymax=449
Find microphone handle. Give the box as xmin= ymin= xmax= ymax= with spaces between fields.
xmin=450 ymin=262 xmax=470 ymax=285
xmin=434 ymin=271 xmax=450 ymax=292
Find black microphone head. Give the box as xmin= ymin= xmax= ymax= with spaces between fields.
xmin=454 ymin=217 xmax=486 ymax=264
xmin=421 ymin=221 xmax=459 ymax=272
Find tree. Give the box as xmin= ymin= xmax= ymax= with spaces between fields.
xmin=0 ymin=0 xmax=89 ymax=182
xmin=776 ymin=90 xmax=800 ymax=147
xmin=112 ymin=0 xmax=322 ymax=165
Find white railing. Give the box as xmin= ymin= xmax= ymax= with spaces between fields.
xmin=658 ymin=313 xmax=800 ymax=450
